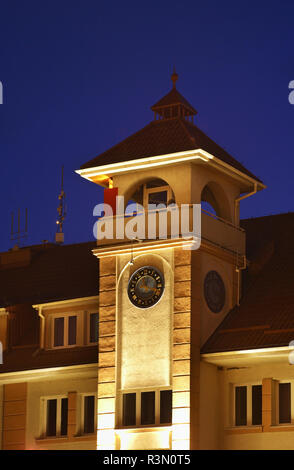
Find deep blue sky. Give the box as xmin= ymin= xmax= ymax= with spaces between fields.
xmin=0 ymin=0 xmax=293 ymax=251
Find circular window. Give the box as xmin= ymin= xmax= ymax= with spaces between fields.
xmin=204 ymin=270 xmax=226 ymax=313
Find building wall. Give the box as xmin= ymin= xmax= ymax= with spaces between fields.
xmin=199 ymin=361 xmax=221 ymax=449
xmin=199 ymin=249 xmax=236 ymax=347
xmin=0 ymin=366 xmax=98 ymax=450
xmin=210 ymin=356 xmax=294 ymax=450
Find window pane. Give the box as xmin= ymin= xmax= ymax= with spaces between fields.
xmin=141 ymin=391 xmax=155 ymax=425
xmin=54 ymin=317 xmax=64 ymax=347
xmin=123 ymin=393 xmax=136 ymax=427
xmin=68 ymin=316 xmax=77 ymax=345
xmin=84 ymin=396 xmax=95 ymax=434
xmin=279 ymin=383 xmax=291 ymax=423
xmin=160 ymin=390 xmax=172 ymax=424
xmin=148 ymin=191 xmax=167 ymax=206
xmin=235 ymin=386 xmax=247 ymax=426
xmin=90 ymin=313 xmax=99 ymax=343
xmin=46 ymin=399 xmax=57 ymax=436
xmin=252 ymin=385 xmax=262 ymax=425
xmin=61 ymin=398 xmax=68 ymax=435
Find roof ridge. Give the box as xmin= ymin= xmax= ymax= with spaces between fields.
xmin=151 ymin=87 xmax=197 ymax=114
xmin=178 ymin=118 xmax=198 ymax=147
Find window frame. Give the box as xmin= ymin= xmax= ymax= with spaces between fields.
xmin=232 ymin=383 xmax=262 ymax=427
xmin=118 ymin=387 xmax=172 ymax=429
xmin=40 ymin=395 xmax=68 ymax=439
xmin=143 ymin=184 xmax=173 ymax=209
xmin=278 ymin=380 xmax=293 ymax=425
xmin=80 ymin=393 xmax=97 ymax=435
xmin=86 ymin=311 xmax=99 ymax=346
xmin=50 ymin=311 xmax=83 ymax=349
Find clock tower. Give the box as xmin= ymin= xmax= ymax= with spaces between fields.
xmin=77 ymin=73 xmax=264 ymax=450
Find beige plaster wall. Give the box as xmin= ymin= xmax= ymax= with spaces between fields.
xmin=199 ymin=362 xmax=221 ymax=449
xmin=113 ymin=163 xmax=192 ymax=206
xmin=25 ymin=372 xmax=97 ymax=450
xmin=200 ymin=251 xmax=234 ymax=346
xmin=112 ymin=161 xmax=241 ymax=225
xmin=116 ymin=249 xmax=173 ymax=390
xmin=220 ymin=357 xmax=294 ymax=449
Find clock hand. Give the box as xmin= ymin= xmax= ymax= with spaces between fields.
xmin=139 ymin=278 xmax=149 ymax=292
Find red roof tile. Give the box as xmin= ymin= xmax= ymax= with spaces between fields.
xmin=0 ymin=241 xmax=98 ymax=307
xmin=202 ymin=213 xmax=294 ymax=353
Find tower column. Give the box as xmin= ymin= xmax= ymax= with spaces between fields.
xmin=172 ymin=248 xmax=201 ymax=450
xmin=97 ymin=256 xmax=117 ymax=450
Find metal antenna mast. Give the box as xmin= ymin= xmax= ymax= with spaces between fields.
xmin=11 ymin=208 xmax=28 ymax=248
xmin=55 ymin=165 xmax=66 ymax=244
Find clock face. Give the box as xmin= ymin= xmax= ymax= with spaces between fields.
xmin=128 ymin=266 xmax=164 ymax=308
xmin=204 ymin=270 xmax=226 ymax=313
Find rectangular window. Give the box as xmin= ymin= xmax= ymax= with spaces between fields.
xmin=121 ymin=389 xmax=172 ymax=428
xmin=123 ymin=393 xmax=136 ymax=427
xmin=235 ymin=386 xmax=247 ymax=426
xmin=45 ymin=397 xmax=68 ymax=437
xmin=60 ymin=398 xmax=68 ymax=435
xmin=160 ymin=390 xmax=172 ymax=424
xmin=68 ymin=316 xmax=77 ymax=345
xmin=279 ymin=383 xmax=291 ymax=424
xmin=89 ymin=313 xmax=99 ymax=343
xmin=52 ymin=314 xmax=79 ymax=348
xmin=46 ymin=399 xmax=57 ymax=436
xmin=148 ymin=191 xmax=168 ymax=206
xmin=84 ymin=395 xmax=95 ymax=434
xmin=252 ymin=385 xmax=262 ymax=425
xmin=141 ymin=391 xmax=155 ymax=425
xmin=54 ymin=318 xmax=64 ymax=347
xmin=143 ymin=184 xmax=172 ymax=209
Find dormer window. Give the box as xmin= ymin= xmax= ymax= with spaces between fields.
xmin=49 ymin=311 xmax=99 ymax=349
xmin=34 ymin=297 xmax=99 ymax=350
xmin=52 ymin=312 xmax=82 ymax=348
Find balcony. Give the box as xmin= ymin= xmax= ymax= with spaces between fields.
xmin=95 ymin=206 xmax=245 ymax=257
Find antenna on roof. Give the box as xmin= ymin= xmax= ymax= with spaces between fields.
xmin=11 ymin=208 xmax=28 ymax=248
xmin=55 ymin=165 xmax=66 ymax=244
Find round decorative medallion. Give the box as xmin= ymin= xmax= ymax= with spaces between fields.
xmin=128 ymin=266 xmax=164 ymax=308
xmin=204 ymin=270 xmax=226 ymax=313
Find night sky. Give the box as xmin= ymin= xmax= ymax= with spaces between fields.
xmin=0 ymin=0 xmax=293 ymax=252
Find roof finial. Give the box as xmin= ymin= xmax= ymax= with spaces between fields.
xmin=171 ymin=66 xmax=178 ymax=89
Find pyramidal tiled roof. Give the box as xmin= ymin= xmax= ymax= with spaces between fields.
xmin=151 ymin=87 xmax=197 ymax=114
xmin=80 ymin=117 xmax=262 ymax=183
xmin=80 ymin=75 xmax=263 ymax=183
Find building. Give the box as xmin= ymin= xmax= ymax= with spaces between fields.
xmin=1 ymin=73 xmax=294 ymax=450
xmin=0 ymin=242 xmax=99 ymax=450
